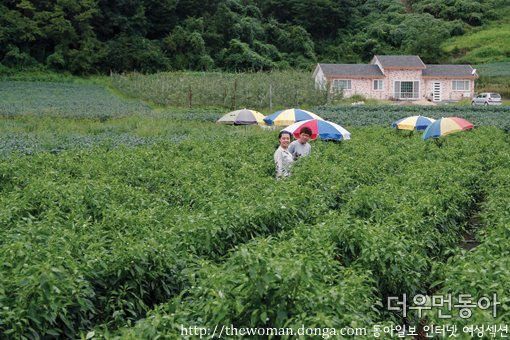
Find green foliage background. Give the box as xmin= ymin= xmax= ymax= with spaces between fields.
xmin=0 ymin=0 xmax=508 ymax=74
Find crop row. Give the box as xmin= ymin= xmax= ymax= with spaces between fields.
xmin=0 ymin=132 xmax=167 ymax=158
xmin=329 ymin=130 xmax=489 ymax=300
xmin=110 ymin=71 xmax=328 ymax=109
xmin=0 ymin=116 xmax=227 ymax=158
xmin=156 ymin=105 xmax=510 ymax=129
xmin=3 ymin=111 xmax=510 ymax=162
xmin=3 ymin=81 xmax=510 ymax=129
xmin=427 ymin=128 xmax=510 ymax=326
xmin=0 ymin=141 xmax=307 ymax=337
xmin=315 ymin=105 xmax=510 ymax=129
xmin=0 ymin=81 xmax=152 ymax=118
xmin=0 ymin=127 xmax=425 ymax=338
xmin=113 ymin=128 xmax=498 ymax=338
xmin=114 ymin=220 xmax=382 ymax=339
xmin=1 ymin=123 xmax=506 ymax=337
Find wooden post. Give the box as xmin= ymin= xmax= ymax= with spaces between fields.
xmin=269 ymin=84 xmax=273 ymax=111
xmin=188 ymin=86 xmax=192 ymax=108
xmin=326 ymin=81 xmax=331 ymax=104
xmin=232 ymin=79 xmax=237 ymax=110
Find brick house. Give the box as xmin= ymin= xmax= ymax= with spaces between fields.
xmin=312 ymin=55 xmax=478 ymax=102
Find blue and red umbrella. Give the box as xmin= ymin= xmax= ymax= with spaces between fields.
xmin=282 ymin=119 xmax=351 ymax=141
xmin=263 ymin=108 xmax=323 ymax=126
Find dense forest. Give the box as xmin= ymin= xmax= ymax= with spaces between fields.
xmin=0 ymin=0 xmax=506 ymax=74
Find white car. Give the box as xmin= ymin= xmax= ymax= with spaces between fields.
xmin=471 ymin=93 xmax=502 ymax=106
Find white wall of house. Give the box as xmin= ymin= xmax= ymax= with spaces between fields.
xmin=385 ymin=70 xmax=423 ymax=100
xmin=373 ymin=59 xmax=385 ymax=74
xmin=314 ymin=67 xmax=327 ymax=89
xmin=423 ymin=78 xmax=475 ymax=101
xmin=318 ymin=63 xmax=476 ymax=102
xmin=328 ymin=70 xmax=425 ymax=100
xmin=328 ymin=78 xmax=387 ymax=100
xmin=371 ymin=79 xmax=387 ymax=100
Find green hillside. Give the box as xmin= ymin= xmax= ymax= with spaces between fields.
xmin=444 ymin=20 xmax=510 ymax=64
xmin=1 ymin=0 xmax=508 ymax=74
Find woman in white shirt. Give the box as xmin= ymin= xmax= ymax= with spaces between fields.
xmin=274 ymin=131 xmax=294 ymax=178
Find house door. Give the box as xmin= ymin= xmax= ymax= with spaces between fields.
xmin=432 ymin=82 xmax=442 ymax=102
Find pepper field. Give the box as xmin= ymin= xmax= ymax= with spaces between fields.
xmin=0 ymin=81 xmax=509 ymax=339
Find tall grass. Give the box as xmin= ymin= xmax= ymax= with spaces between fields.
xmin=444 ymin=21 xmax=510 ymax=64
xmin=474 ymin=62 xmax=510 ymax=98
xmin=110 ymin=71 xmax=329 ymax=110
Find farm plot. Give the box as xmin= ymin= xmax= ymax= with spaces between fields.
xmin=144 ymin=103 xmax=510 ymax=129
xmin=0 ymin=81 xmax=152 ymax=118
xmin=315 ymin=105 xmax=510 ymax=129
xmin=1 ymin=119 xmax=509 ymax=338
xmin=1 ymin=81 xmax=509 ymax=338
xmin=0 ymin=124 xmax=425 ymax=337
xmin=113 ymin=127 xmax=508 ymax=339
xmin=0 ymin=114 xmax=219 ymax=158
xmin=110 ymin=71 xmax=328 ymax=109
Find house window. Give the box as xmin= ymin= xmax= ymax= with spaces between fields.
xmin=394 ymin=81 xmax=420 ymax=99
xmin=452 ymin=80 xmax=469 ymax=91
xmin=373 ymin=80 xmax=383 ymax=91
xmin=333 ymin=79 xmax=351 ymax=91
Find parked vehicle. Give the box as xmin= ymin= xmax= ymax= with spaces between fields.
xmin=472 ymin=93 xmax=502 ymax=106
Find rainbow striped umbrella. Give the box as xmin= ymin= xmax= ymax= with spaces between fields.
xmin=217 ymin=109 xmax=266 ymax=125
xmin=422 ymin=117 xmax=474 ymax=140
xmin=263 ymin=108 xmax=323 ymax=126
xmin=282 ymin=119 xmax=351 ymax=141
xmin=392 ymin=115 xmax=435 ymax=131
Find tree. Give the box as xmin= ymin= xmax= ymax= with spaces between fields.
xmin=396 ymin=14 xmax=450 ymax=63
xmin=219 ymin=39 xmax=274 ymax=71
xmin=163 ymin=20 xmax=214 ymax=70
xmin=102 ymin=35 xmax=170 ymax=72
xmin=0 ymin=0 xmax=503 ymax=74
